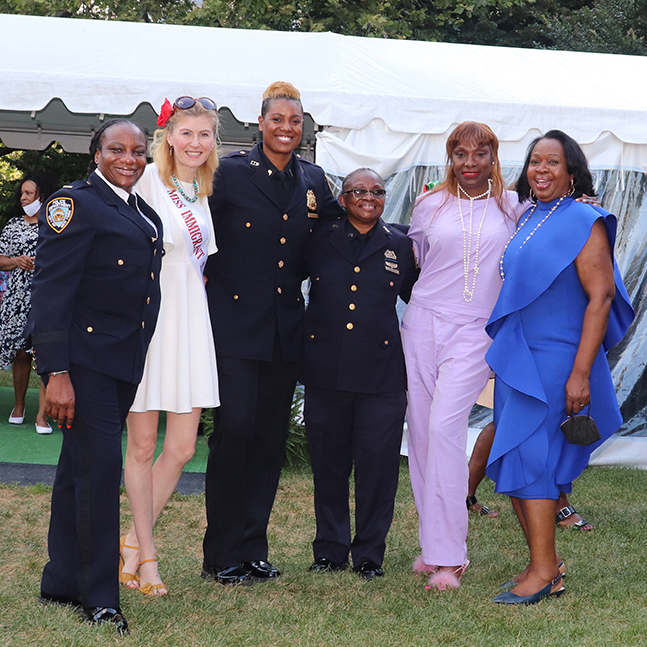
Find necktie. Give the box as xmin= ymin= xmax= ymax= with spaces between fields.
xmin=127 ymin=193 xmax=138 ymax=212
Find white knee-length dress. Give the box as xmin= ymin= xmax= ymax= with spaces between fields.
xmin=130 ymin=164 xmax=220 ymax=414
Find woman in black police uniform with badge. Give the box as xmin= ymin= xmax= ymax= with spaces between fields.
xmin=302 ymin=168 xmax=418 ymax=579
xmin=202 ymin=82 xmax=345 ymax=584
xmin=28 ymin=119 xmax=163 ymax=634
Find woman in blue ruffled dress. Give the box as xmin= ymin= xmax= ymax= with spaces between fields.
xmin=486 ymin=130 xmax=634 ymax=605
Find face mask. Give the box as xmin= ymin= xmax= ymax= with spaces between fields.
xmin=23 ymin=199 xmax=42 ymax=217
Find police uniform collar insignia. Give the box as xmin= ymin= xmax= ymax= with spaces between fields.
xmin=250 ymin=159 xmax=260 ymax=167
xmin=46 ymin=197 xmax=74 ymax=233
xmin=383 ymin=225 xmax=390 ymax=232
xmin=385 ymin=249 xmax=397 ymax=260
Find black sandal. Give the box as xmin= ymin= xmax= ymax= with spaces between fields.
xmin=466 ymin=495 xmax=497 ymax=517
xmin=555 ymin=505 xmax=594 ymax=530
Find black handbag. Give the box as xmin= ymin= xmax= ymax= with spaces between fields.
xmin=560 ymin=406 xmax=601 ymax=446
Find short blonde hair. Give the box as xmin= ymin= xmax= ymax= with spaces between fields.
xmin=261 ymin=82 xmax=302 ymax=117
xmin=150 ymin=101 xmax=219 ymax=197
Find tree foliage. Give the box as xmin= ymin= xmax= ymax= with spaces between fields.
xmin=190 ymin=0 xmax=529 ymax=40
xmin=0 ymin=0 xmax=195 ymax=21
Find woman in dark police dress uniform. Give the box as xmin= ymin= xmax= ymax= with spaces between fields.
xmin=302 ymin=168 xmax=418 ymax=580
xmin=202 ymin=82 xmax=344 ymax=584
xmin=28 ymin=120 xmax=163 ymax=633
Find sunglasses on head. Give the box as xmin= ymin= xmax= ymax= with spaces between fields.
xmin=174 ymin=96 xmax=218 ymax=111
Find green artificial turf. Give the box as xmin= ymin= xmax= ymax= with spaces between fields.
xmin=0 ymin=386 xmax=209 ymax=472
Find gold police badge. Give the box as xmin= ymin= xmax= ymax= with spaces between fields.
xmin=306 ymin=189 xmax=317 ymax=211
xmin=46 ymin=198 xmax=74 ymax=233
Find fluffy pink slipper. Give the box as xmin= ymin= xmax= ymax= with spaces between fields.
xmin=426 ymin=560 xmax=470 ymax=591
xmin=412 ymin=555 xmax=437 ymax=575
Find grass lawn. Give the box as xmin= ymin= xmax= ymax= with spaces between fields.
xmin=1 ymin=462 xmax=647 ymax=646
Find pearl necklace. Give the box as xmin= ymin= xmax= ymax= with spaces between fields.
xmin=498 ymin=195 xmax=566 ymax=281
xmin=457 ymin=179 xmax=492 ymax=302
xmin=172 ymin=175 xmax=199 ymax=204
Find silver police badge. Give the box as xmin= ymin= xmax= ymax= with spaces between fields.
xmin=46 ymin=198 xmax=74 ymax=233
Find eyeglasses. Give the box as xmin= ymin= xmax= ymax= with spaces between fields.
xmin=174 ymin=96 xmax=218 ymax=111
xmin=341 ymin=188 xmax=387 ymax=199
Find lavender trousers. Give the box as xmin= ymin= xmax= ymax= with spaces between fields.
xmin=401 ymin=304 xmax=492 ymax=566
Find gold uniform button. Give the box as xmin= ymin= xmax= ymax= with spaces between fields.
xmin=315 ymin=277 xmax=320 ymax=281
xmin=146 ymin=297 xmax=151 ymax=304
xmin=86 ymin=326 xmax=93 ymax=333
xmin=117 ymin=259 xmax=124 ymax=266
xmin=233 ymin=295 xmax=239 ymax=300
xmin=354 ymin=266 xmax=360 ymax=273
xmin=346 ymin=323 xmax=354 ymax=330
xmin=142 ymin=322 xmax=145 ymax=329
xmin=151 ymin=272 xmax=154 ymax=280
xmin=384 ymin=340 xmax=389 ymax=345
xmin=277 ymin=287 xmax=282 ymax=294
xmin=350 ymin=285 xmax=357 ymax=291
xmin=349 ymin=303 xmax=356 ymax=310
xmin=310 ymin=334 xmax=315 ymax=339
xmin=389 ymin=281 xmax=394 ymax=286
xmin=278 ymin=260 xmax=284 ymax=268
xmin=246 ymin=222 xmax=251 ymax=228
xmin=280 ymin=237 xmax=286 ymax=244
xmin=283 ymin=214 xmax=289 ymax=220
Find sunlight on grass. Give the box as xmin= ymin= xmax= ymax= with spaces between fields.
xmin=1 ymin=464 xmax=647 ymax=646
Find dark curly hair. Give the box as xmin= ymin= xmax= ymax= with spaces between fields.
xmin=516 ymin=129 xmax=595 ymax=203
xmin=16 ymin=172 xmax=58 ymax=205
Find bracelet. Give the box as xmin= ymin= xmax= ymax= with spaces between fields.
xmin=48 ymin=370 xmax=69 ymax=376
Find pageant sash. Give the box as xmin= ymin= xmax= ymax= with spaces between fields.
xmin=154 ymin=170 xmax=209 ymax=284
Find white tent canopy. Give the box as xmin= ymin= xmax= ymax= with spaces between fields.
xmin=2 ymin=13 xmax=647 ymax=173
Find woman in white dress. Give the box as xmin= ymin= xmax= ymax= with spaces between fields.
xmin=120 ymin=97 xmax=220 ymax=596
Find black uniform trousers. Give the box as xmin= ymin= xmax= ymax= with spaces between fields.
xmin=304 ymin=387 xmax=406 ymax=567
xmin=40 ymin=364 xmax=137 ymax=607
xmin=203 ymin=354 xmax=300 ymax=569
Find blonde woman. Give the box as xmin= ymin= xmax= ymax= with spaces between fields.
xmin=120 ymin=97 xmax=220 ymax=596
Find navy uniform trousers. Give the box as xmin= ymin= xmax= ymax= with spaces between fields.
xmin=41 ymin=366 xmax=138 ymax=606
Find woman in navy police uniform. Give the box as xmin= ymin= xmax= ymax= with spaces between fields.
xmin=202 ymin=82 xmax=344 ymax=584
xmin=29 ymin=120 xmax=163 ymax=633
xmin=302 ymin=168 xmax=418 ymax=579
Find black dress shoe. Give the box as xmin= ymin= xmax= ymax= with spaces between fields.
xmin=354 ymin=560 xmax=384 ymax=581
xmin=83 ymin=606 xmax=129 ymax=635
xmin=309 ymin=557 xmax=348 ymax=572
xmin=201 ymin=562 xmax=252 ymax=585
xmin=240 ymin=560 xmax=281 ymax=581
xmin=39 ymin=591 xmax=83 ymax=610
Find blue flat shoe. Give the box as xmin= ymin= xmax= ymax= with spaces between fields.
xmin=493 ymin=572 xmax=564 ymax=605
xmin=499 ymin=560 xmax=565 ymax=590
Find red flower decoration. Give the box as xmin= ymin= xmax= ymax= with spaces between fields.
xmin=157 ymin=98 xmax=174 ymax=128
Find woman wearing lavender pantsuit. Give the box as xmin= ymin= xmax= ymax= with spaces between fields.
xmin=402 ymin=122 xmax=525 ymax=590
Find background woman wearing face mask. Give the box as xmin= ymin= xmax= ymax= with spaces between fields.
xmin=0 ymin=172 xmax=57 ymax=434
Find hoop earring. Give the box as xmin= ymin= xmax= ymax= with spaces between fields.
xmin=529 ymin=188 xmax=537 ymax=202
xmin=567 ymin=179 xmax=575 ymax=196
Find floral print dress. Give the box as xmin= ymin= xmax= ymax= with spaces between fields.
xmin=0 ymin=217 xmax=38 ymax=366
